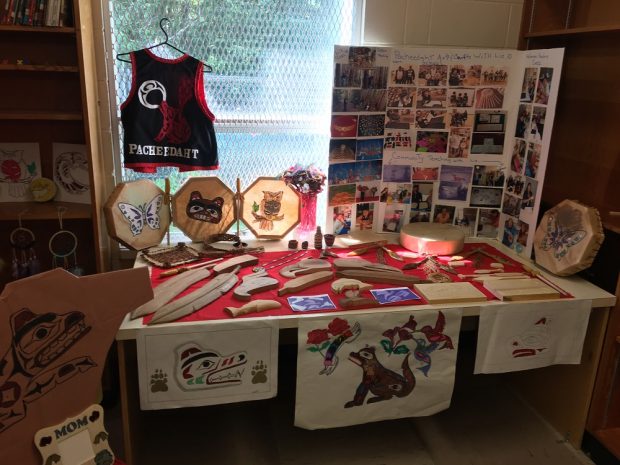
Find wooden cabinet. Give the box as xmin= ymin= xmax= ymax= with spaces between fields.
xmin=519 ymin=0 xmax=620 ymax=459
xmin=0 ymin=0 xmax=104 ymax=288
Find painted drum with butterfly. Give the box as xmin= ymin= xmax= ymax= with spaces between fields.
xmin=103 ymin=179 xmax=171 ymax=250
xmin=534 ymin=199 xmax=604 ymax=276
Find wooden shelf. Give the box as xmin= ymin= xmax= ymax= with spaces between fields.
xmin=592 ymin=428 xmax=620 ymax=460
xmin=0 ymin=201 xmax=92 ymax=221
xmin=0 ymin=25 xmax=75 ymax=34
xmin=0 ymin=64 xmax=79 ymax=72
xmin=524 ymin=24 xmax=620 ymax=38
xmin=0 ymin=111 xmax=82 ymax=121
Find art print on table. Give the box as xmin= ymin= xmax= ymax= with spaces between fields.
xmin=52 ymin=143 xmax=90 ymax=204
xmin=0 ymin=143 xmax=40 ymax=201
xmin=137 ymin=320 xmax=278 ymax=409
xmin=370 ymin=287 xmax=420 ymax=304
xmin=296 ymin=310 xmax=462 ymax=429
xmin=288 ymin=295 xmax=337 ymax=312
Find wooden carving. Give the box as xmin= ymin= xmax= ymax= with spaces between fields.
xmin=233 ymin=272 xmax=279 ymax=301
xmin=280 ymin=259 xmax=331 ymax=278
xmin=277 ymin=270 xmax=334 ymax=296
xmin=333 ymin=258 xmax=401 ymax=274
xmin=335 ymin=269 xmax=428 ymax=286
xmin=212 ymin=254 xmax=259 ymax=275
xmin=224 ymin=300 xmax=282 ymax=317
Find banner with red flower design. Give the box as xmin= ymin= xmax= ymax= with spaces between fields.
xmin=295 ymin=308 xmax=462 ymax=429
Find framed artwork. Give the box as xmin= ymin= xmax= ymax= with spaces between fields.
xmin=0 ymin=142 xmax=41 ymax=202
xmin=52 ymin=143 xmax=91 ymax=204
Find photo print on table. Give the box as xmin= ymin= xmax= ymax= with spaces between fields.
xmin=473 ymin=165 xmax=505 ymax=187
xmin=418 ymin=64 xmax=448 ymax=86
xmin=329 ymin=139 xmax=356 ymax=163
xmin=535 ymin=67 xmax=554 ymax=105
xmin=387 ymin=87 xmax=416 ymax=107
xmin=448 ymin=109 xmax=474 ymax=128
xmin=416 ymin=88 xmax=447 ymax=108
xmin=358 ymin=114 xmax=385 ymax=137
xmin=477 ymin=208 xmax=500 ymax=238
xmin=390 ymin=64 xmax=417 ymax=85
xmin=528 ymin=106 xmax=546 ymax=143
xmin=383 ymin=182 xmax=412 ymax=204
xmin=447 ymin=88 xmax=475 ymax=108
xmin=356 ymin=138 xmax=383 ymax=161
xmin=384 ymin=130 xmax=413 ymax=150
xmin=370 ymin=287 xmax=420 ymax=304
xmin=475 ymin=87 xmax=505 ymax=109
xmin=355 ymin=203 xmax=374 ymax=230
xmin=416 ymin=131 xmax=448 ymax=153
xmin=331 ymin=115 xmax=358 ymax=138
xmin=288 ymin=295 xmax=336 ymax=312
xmin=385 ymin=109 xmax=414 ymax=129
xmin=525 ymin=142 xmax=541 ymax=178
xmin=334 ymin=63 xmax=361 ymax=88
xmin=356 ymin=180 xmax=380 ymax=203
xmin=332 ymin=205 xmax=353 ymax=235
xmin=520 ymin=178 xmax=537 ymax=211
xmin=383 ymin=164 xmax=412 ymax=183
xmin=439 ymin=165 xmax=473 ymax=202
xmin=414 ymin=109 xmax=447 ymax=129
xmin=433 ymin=204 xmax=456 ymax=224
xmin=502 ymin=193 xmax=522 ymax=217
xmin=382 ymin=204 xmax=406 ymax=232
xmin=470 ymin=186 xmax=503 ymax=208
xmin=328 ymin=184 xmax=356 ymax=207
xmin=361 ymin=67 xmax=389 ymax=89
xmin=510 ymin=139 xmax=526 ymax=174
xmin=454 ymin=207 xmax=478 ymax=236
xmin=520 ymin=67 xmax=538 ymax=103
xmin=471 ymin=132 xmax=505 ymax=155
xmin=412 ymin=167 xmax=439 ymax=181
xmin=449 ymin=64 xmax=481 ymax=86
xmin=506 ymin=173 xmax=525 ymax=197
xmin=481 ymin=66 xmax=509 ymax=86
xmin=448 ymin=128 xmax=471 ymax=159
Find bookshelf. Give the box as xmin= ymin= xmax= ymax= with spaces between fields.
xmin=0 ymin=0 xmax=104 ymax=288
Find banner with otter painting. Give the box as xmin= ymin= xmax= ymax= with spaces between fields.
xmin=295 ymin=308 xmax=462 ymax=429
xmin=136 ymin=320 xmax=278 ymax=410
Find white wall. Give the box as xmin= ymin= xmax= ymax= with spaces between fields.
xmin=363 ymin=0 xmax=524 ymax=48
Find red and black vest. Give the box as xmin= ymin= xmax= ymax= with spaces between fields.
xmin=121 ymin=49 xmax=218 ymax=173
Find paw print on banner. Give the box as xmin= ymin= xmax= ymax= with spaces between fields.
xmin=251 ymin=360 xmax=268 ymax=384
xmin=150 ymin=369 xmax=168 ymax=393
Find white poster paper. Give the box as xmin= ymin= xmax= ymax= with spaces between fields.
xmin=0 ymin=142 xmax=41 ymax=202
xmin=474 ymin=299 xmax=591 ymax=374
xmin=295 ymin=309 xmax=462 ymax=429
xmin=52 ymin=143 xmax=91 ymax=204
xmin=137 ymin=320 xmax=278 ymax=410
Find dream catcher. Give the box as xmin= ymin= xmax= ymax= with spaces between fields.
xmin=9 ymin=212 xmax=40 ymax=279
xmin=49 ymin=207 xmax=84 ymax=275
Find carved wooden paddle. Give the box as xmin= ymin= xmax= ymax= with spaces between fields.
xmin=335 ymin=269 xmax=429 ymax=286
xmin=233 ymin=272 xmax=279 ymax=301
xmin=212 ymin=254 xmax=259 ymax=275
xmin=279 ymin=258 xmax=331 ymax=278
xmin=277 ymin=270 xmax=334 ymax=296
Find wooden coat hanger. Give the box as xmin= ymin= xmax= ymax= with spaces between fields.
xmin=116 ymin=18 xmax=213 ymax=73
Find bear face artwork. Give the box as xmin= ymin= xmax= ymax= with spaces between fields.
xmin=0 ymin=309 xmax=95 ymax=433
xmin=186 ymin=191 xmax=224 ymax=224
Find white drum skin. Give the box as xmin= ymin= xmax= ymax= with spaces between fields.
xmin=400 ymin=223 xmax=465 ymax=255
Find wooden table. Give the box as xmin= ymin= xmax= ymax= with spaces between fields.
xmin=115 ymin=235 xmax=616 ymax=465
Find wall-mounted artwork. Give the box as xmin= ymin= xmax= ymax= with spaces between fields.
xmin=171 ymin=177 xmax=236 ymax=242
xmin=0 ymin=143 xmax=41 ymax=202
xmin=52 ymin=143 xmax=91 ymax=204
xmin=240 ymin=177 xmax=300 ymax=239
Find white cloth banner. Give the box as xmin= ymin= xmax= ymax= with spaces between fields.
xmin=295 ymin=308 xmax=462 ymax=429
xmin=136 ymin=320 xmax=278 ymax=410
xmin=474 ymin=299 xmax=591 ymax=374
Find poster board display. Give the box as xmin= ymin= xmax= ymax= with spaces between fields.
xmin=327 ymin=46 xmax=564 ymax=258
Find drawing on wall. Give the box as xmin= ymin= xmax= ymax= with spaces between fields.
xmin=0 ymin=143 xmax=40 ymax=201
xmin=52 ymin=143 xmax=90 ymax=204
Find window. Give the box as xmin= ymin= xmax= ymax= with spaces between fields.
xmin=106 ymin=0 xmax=363 ymax=235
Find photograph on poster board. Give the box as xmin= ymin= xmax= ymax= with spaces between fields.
xmin=448 ymin=109 xmax=474 ymax=128
xmin=510 ymin=139 xmax=526 ymax=174
xmin=528 ymin=106 xmax=546 ymax=142
xmin=525 ymin=142 xmax=541 ymax=178
xmin=329 ymin=139 xmax=356 ymax=163
xmin=387 ymin=87 xmax=416 ymax=107
xmin=361 ymin=67 xmax=388 ymax=89
xmin=416 ymin=131 xmax=448 ymax=153
xmin=535 ymin=67 xmax=554 ymax=105
xmin=383 ymin=164 xmax=412 ymax=183
xmin=448 ymin=128 xmax=471 ymax=159
xmin=473 ymin=165 xmax=504 ymax=187
xmin=414 ymin=110 xmax=447 ymax=129
xmin=502 ymin=193 xmax=521 ymax=217
xmin=454 ymin=207 xmax=478 ymax=236
xmin=331 ymin=115 xmax=358 ymax=137
xmin=383 ymin=182 xmax=412 ymax=204
xmin=481 ymin=66 xmax=509 ymax=86
xmin=515 ymin=104 xmax=531 ymax=139
xmin=356 ymin=138 xmax=383 ymax=161
xmin=433 ymin=205 xmax=456 ymax=224
xmin=448 ymin=88 xmax=475 ymax=108
xmin=515 ymin=220 xmax=529 ymax=251
xmin=410 ymin=210 xmax=431 ymax=223
xmin=0 ymin=143 xmax=41 ymax=202
xmin=477 ymin=208 xmax=500 ymax=237
xmin=332 ymin=205 xmax=353 ymax=235
xmin=358 ymin=114 xmax=385 ymax=137
xmin=384 ymin=130 xmax=413 ymax=149
xmin=334 ymin=63 xmax=361 ymax=88
xmin=471 ymin=132 xmax=505 ymax=154
xmin=506 ymin=173 xmax=524 ymax=197
xmin=329 ymin=160 xmax=382 ymax=185
xmin=475 ymin=87 xmax=505 ymax=109
xmin=355 ymin=203 xmax=374 ymax=230
xmin=416 ymin=88 xmax=447 ymax=108
xmin=520 ymin=178 xmax=537 ymax=210
xmin=470 ymin=186 xmax=502 ymax=208
xmin=411 ymin=182 xmax=433 ymax=210
xmin=501 ymin=215 xmax=520 ymax=249
xmin=474 ymin=110 xmax=506 ymax=132
xmin=328 ymin=184 xmax=356 ymax=207
xmin=418 ymin=64 xmax=448 ymax=86
xmin=382 ymin=205 xmax=406 ymax=232
xmin=520 ymin=67 xmax=538 ymax=103
xmin=412 ymin=167 xmax=439 ymax=181
xmin=440 ymin=164 xmax=473 ymax=187
xmin=449 ymin=64 xmax=481 ymax=86
xmin=391 ymin=64 xmax=417 ymax=85
xmin=349 ymin=46 xmax=378 ymax=68
xmin=386 ymin=109 xmax=414 ymax=129
xmin=332 ymin=89 xmax=388 ymax=113
xmin=356 ymin=181 xmax=380 ymax=203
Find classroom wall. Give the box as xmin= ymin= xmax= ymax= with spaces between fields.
xmin=363 ymin=0 xmax=524 ymax=48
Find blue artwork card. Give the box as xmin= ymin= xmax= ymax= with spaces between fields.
xmin=288 ymin=294 xmax=337 ymax=312
xmin=370 ymin=287 xmax=420 ymax=304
